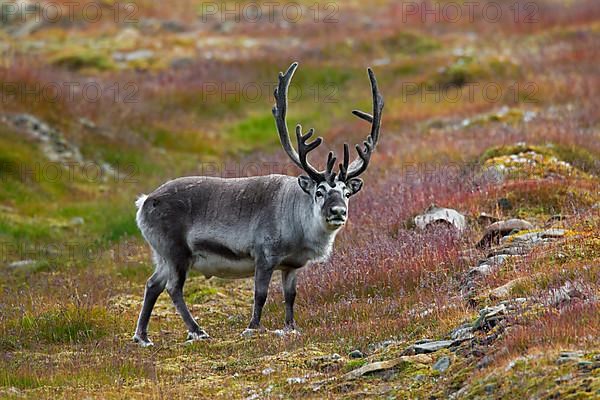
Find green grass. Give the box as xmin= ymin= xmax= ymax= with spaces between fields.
xmin=381 ymin=30 xmax=441 ymax=55
xmin=49 ymin=46 xmax=114 ymax=71
xmin=0 ymin=305 xmax=112 ymax=350
xmin=187 ymin=286 xmax=219 ymax=304
xmin=226 ymin=113 xmax=279 ymax=152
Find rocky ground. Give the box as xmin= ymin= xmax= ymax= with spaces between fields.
xmin=1 ymin=1 xmax=599 ymax=399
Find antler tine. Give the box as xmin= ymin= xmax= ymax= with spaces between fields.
xmin=338 ymin=143 xmax=350 ymax=181
xmin=344 ymin=67 xmax=384 ymax=180
xmin=272 ymin=62 xmax=304 ymax=170
xmin=325 ymin=151 xmax=337 ymax=184
xmin=295 ymin=124 xmax=326 ymax=182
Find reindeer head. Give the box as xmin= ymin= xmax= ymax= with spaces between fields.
xmin=272 ymin=62 xmax=384 ymax=230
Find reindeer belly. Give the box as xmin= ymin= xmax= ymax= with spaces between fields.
xmin=192 ymin=254 xmax=255 ymax=279
xmin=189 ymin=238 xmax=255 ymax=278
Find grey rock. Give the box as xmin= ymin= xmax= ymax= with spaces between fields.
xmin=545 ymin=281 xmax=587 ymax=306
xmin=559 ymin=351 xmax=584 ymax=358
xmin=489 ymin=277 xmax=527 ymax=300
xmin=451 ymin=325 xmax=474 ymax=341
xmin=469 ymin=255 xmax=509 ymax=277
xmin=477 ymin=219 xmax=534 ymax=248
xmin=541 ymin=229 xmax=566 ymax=238
xmin=474 ymin=304 xmax=506 ymax=329
xmin=485 ymin=254 xmax=510 ymax=266
xmin=414 ymin=205 xmax=467 ymax=232
xmin=113 ymin=49 xmax=155 ymax=63
xmin=1 ymin=113 xmax=117 ymax=178
xmin=412 ymin=340 xmax=456 ymax=354
xmin=8 ymin=259 xmax=36 ymax=268
xmin=469 ymin=263 xmax=494 ymax=276
xmin=349 ymin=350 xmax=364 ymax=359
xmin=488 ymin=245 xmax=531 ymax=256
xmin=367 ymin=340 xmax=399 ymax=352
xmin=1 ymin=113 xmax=83 ymax=165
xmin=343 ymin=358 xmax=403 ymax=380
xmin=432 ymin=356 xmax=451 ymax=372
xmin=504 ymin=232 xmax=542 ymax=245
xmin=556 ymin=351 xmax=583 ymax=364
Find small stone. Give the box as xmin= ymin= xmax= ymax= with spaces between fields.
xmin=414 ymin=374 xmax=426 ymax=381
xmin=286 ymin=377 xmax=306 ymax=384
xmin=349 ymin=350 xmax=364 ymax=359
xmin=262 ymin=367 xmax=274 ymax=375
xmin=432 ymin=356 xmax=451 ymax=372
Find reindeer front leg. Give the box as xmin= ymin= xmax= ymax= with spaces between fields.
xmin=281 ymin=269 xmax=298 ymax=331
xmin=242 ymin=253 xmax=275 ymax=336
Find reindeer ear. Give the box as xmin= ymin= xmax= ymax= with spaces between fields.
xmin=347 ymin=178 xmax=363 ymax=195
xmin=298 ymin=175 xmax=315 ymax=194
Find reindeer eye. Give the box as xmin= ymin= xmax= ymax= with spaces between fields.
xmin=315 ymin=190 xmax=324 ymax=198
xmin=345 ymin=192 xmax=351 ymax=198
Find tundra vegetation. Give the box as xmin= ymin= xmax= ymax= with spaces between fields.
xmin=0 ymin=0 xmax=599 ymax=399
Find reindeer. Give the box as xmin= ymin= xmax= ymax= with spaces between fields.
xmin=133 ymin=62 xmax=383 ymax=346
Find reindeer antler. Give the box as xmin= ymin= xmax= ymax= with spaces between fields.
xmin=273 ymin=62 xmax=335 ymax=184
xmin=338 ymin=68 xmax=384 ymax=181
xmin=273 ymin=63 xmax=383 ymax=184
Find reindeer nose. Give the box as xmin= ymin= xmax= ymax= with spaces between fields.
xmin=330 ymin=206 xmax=347 ymax=217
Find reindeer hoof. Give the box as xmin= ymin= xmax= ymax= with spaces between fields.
xmin=186 ymin=330 xmax=210 ymax=343
xmin=240 ymin=328 xmax=259 ymax=338
xmin=272 ymin=328 xmax=301 ymax=337
xmin=133 ymin=334 xmax=154 ymax=347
